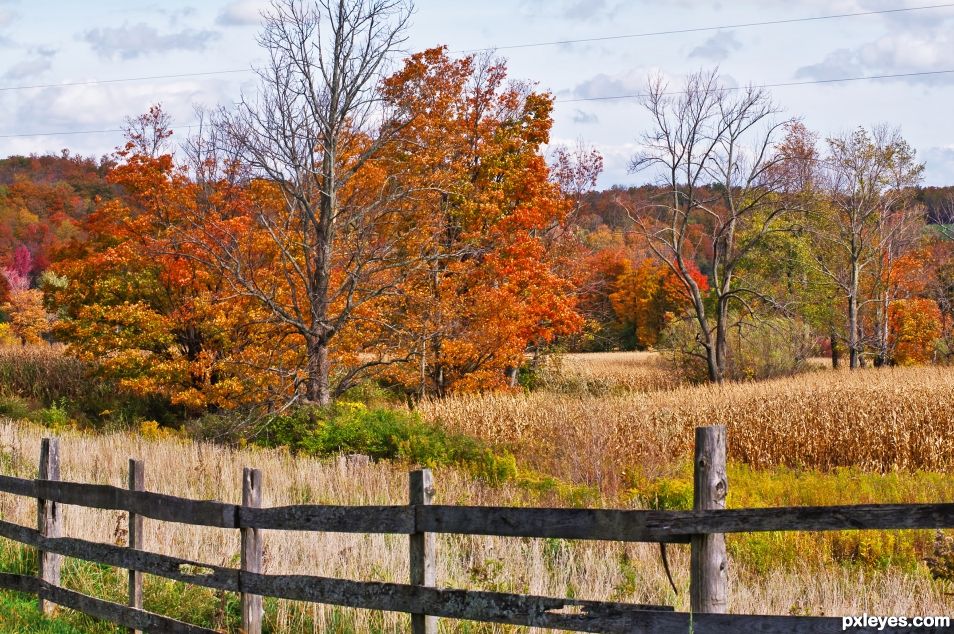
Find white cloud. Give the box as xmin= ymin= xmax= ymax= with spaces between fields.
xmin=571 ymin=109 xmax=598 ymax=124
xmin=796 ymin=29 xmax=954 ymax=84
xmin=571 ymin=71 xmax=643 ymax=100
xmin=3 ymin=46 xmax=55 ymax=80
xmin=923 ymin=146 xmax=954 ymax=186
xmin=689 ymin=30 xmax=741 ymax=62
xmin=10 ymin=79 xmax=234 ymax=133
xmin=81 ymin=23 xmax=220 ymax=60
xmin=217 ymin=0 xmax=267 ymax=26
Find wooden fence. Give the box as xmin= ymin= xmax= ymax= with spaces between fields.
xmin=0 ymin=427 xmax=952 ymax=633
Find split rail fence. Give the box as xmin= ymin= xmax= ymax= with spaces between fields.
xmin=0 ymin=427 xmax=952 ymax=633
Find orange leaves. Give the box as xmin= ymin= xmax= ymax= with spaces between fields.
xmin=609 ymin=258 xmax=707 ymax=348
xmin=50 ymin=52 xmax=590 ymax=405
xmin=377 ymin=48 xmax=584 ymax=394
xmin=1 ymin=288 xmax=48 ymax=345
xmin=890 ymin=298 xmax=942 ymax=366
xmin=48 ymin=115 xmax=271 ymax=413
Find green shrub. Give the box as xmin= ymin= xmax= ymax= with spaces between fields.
xmin=0 ymin=395 xmax=34 ymax=420
xmin=33 ymin=399 xmax=72 ymax=430
xmin=637 ymin=476 xmax=694 ymax=510
xmin=256 ymin=403 xmax=518 ymax=484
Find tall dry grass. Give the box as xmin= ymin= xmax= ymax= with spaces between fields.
xmin=539 ymin=352 xmax=685 ymax=394
xmin=0 ymin=419 xmax=949 ymax=631
xmin=419 ymin=365 xmax=954 ymax=491
xmin=0 ymin=344 xmax=93 ymax=404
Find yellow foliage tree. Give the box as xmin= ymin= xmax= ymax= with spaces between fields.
xmin=2 ymin=288 xmax=49 ymax=345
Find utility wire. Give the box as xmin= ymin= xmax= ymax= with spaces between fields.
xmin=0 ymin=124 xmax=200 ymax=139
xmin=0 ymin=3 xmax=950 ymax=95
xmin=1 ymin=5 xmax=953 ymax=137
xmin=0 ymin=69 xmax=250 ymax=93
xmin=556 ymin=68 xmax=954 ymax=103
xmin=452 ymin=3 xmax=954 ymax=53
xmin=2 ymin=67 xmax=953 ymax=139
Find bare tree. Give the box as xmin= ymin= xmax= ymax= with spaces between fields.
xmin=188 ymin=0 xmax=416 ymax=405
xmin=809 ymin=126 xmax=924 ymax=368
xmin=623 ymin=70 xmax=794 ymax=383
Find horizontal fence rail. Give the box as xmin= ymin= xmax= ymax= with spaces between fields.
xmin=5 ymin=472 xmax=954 ymax=538
xmin=0 ymin=432 xmax=949 ymax=633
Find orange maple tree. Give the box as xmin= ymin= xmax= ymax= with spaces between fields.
xmin=379 ymin=47 xmax=584 ymax=394
xmin=48 ymin=110 xmax=272 ymax=412
xmin=889 ymin=298 xmax=941 ymax=365
xmin=610 ymin=257 xmax=709 ymax=348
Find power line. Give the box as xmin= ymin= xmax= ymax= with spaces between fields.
xmin=0 ymin=125 xmax=200 ymax=140
xmin=452 ymin=3 xmax=954 ymax=53
xmin=0 ymin=4 xmax=949 ymax=95
xmin=0 ymin=69 xmax=251 ymax=93
xmin=557 ymin=68 xmax=954 ymax=104
xmin=2 ymin=67 xmax=953 ymax=139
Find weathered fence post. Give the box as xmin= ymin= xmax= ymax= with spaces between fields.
xmin=690 ymin=425 xmax=728 ymax=614
xmin=409 ymin=469 xmax=436 ymax=634
xmin=37 ymin=437 xmax=62 ymax=615
xmin=241 ymin=468 xmax=263 ymax=634
xmin=128 ymin=458 xmax=144 ymax=634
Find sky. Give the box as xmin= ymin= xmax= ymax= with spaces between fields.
xmin=0 ymin=0 xmax=953 ymax=187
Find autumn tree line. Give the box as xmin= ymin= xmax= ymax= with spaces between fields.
xmin=1 ymin=0 xmax=953 ymax=419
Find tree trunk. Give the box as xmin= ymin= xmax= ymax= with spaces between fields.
xmin=306 ymin=336 xmax=332 ymax=406
xmin=847 ymin=263 xmax=860 ymax=369
xmin=875 ymin=292 xmax=890 ymax=367
xmin=830 ymin=331 xmax=841 ymax=369
xmin=713 ymin=300 xmax=728 ymax=384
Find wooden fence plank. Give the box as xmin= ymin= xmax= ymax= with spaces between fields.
xmin=0 ymin=519 xmax=239 ymax=591
xmin=0 ymin=474 xmax=36 ymax=497
xmin=127 ymin=459 xmax=144 ymax=634
xmin=240 ymin=504 xmax=413 ymax=533
xmin=422 ymin=503 xmax=954 ymax=539
xmin=418 ymin=506 xmax=692 ymax=543
xmin=8 ymin=470 xmax=954 ymax=538
xmin=33 ymin=480 xmax=238 ymax=528
xmin=654 ymin=503 xmax=954 ymax=535
xmin=0 ymin=517 xmax=937 ymax=633
xmin=0 ymin=571 xmax=40 ymax=593
xmin=1 ymin=566 xmax=928 ymax=634
xmin=691 ymin=426 xmax=728 ymax=614
xmin=41 ymin=583 xmax=218 ymax=634
xmin=37 ymin=438 xmax=61 ymax=616
xmin=240 ymin=572 xmax=918 ymax=633
xmin=409 ymin=469 xmax=436 ymax=634
xmin=241 ymin=468 xmax=263 ymax=634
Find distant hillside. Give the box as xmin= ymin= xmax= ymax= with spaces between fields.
xmin=0 ymin=153 xmax=115 ymax=274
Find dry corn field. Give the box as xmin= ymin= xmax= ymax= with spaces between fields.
xmin=536 ymin=352 xmax=686 ymax=394
xmin=0 ymin=419 xmax=950 ymax=632
xmin=419 ymin=361 xmax=954 ymax=492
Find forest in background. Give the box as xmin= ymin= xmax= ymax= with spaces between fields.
xmin=2 ymin=123 xmax=954 ymax=425
xmin=0 ymin=0 xmax=952 ymax=432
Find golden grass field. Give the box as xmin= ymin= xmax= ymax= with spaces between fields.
xmin=0 ymin=419 xmax=950 ymax=633
xmin=0 ymin=350 xmax=953 ymax=631
xmin=419 ymin=352 xmax=954 ymax=491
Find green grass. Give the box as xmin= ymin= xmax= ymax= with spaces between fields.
xmin=0 ymin=591 xmax=115 ymax=633
xmin=632 ymin=462 xmax=954 ymax=574
xmin=252 ymin=402 xmax=520 ymax=485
